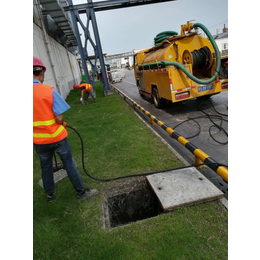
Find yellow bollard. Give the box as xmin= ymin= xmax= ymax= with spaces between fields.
xmin=150 ymin=115 xmax=156 ymax=126
xmin=195 ymin=156 xmax=206 ymax=169
xmin=217 ymin=166 xmax=228 ymax=183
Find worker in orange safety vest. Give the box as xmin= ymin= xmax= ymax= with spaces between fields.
xmin=33 ymin=56 xmax=98 ymax=202
xmin=73 ymin=82 xmax=97 ymax=105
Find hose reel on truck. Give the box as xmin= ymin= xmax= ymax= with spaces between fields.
xmin=184 ymin=46 xmax=213 ymax=70
xmin=134 ymin=22 xmax=228 ymax=108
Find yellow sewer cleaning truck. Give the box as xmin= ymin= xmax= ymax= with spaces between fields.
xmin=134 ymin=21 xmax=228 ymax=108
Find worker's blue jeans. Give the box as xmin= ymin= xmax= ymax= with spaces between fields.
xmin=34 ymin=137 xmax=86 ymax=195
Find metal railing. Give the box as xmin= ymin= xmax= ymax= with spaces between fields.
xmin=110 ymin=83 xmax=228 ymax=183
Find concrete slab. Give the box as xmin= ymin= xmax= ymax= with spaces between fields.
xmin=146 ymin=167 xmax=224 ymax=211
xmin=38 ymin=169 xmax=68 ymax=188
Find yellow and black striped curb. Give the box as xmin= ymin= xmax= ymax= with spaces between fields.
xmin=110 ymin=84 xmax=228 ymax=183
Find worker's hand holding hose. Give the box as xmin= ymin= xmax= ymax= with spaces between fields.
xmin=55 ymin=114 xmax=64 ymax=124
xmin=55 ymin=114 xmax=67 ymax=127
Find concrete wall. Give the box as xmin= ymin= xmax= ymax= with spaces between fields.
xmin=33 ymin=23 xmax=82 ymax=99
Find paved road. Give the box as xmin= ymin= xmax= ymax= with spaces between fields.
xmin=113 ymin=69 xmax=228 ymax=199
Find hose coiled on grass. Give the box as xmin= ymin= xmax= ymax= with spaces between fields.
xmin=65 ymin=125 xmax=225 ymax=182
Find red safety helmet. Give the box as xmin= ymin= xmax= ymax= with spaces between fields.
xmin=33 ymin=56 xmax=46 ymax=72
xmin=73 ymin=84 xmax=78 ymax=89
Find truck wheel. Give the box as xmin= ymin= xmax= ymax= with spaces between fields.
xmin=152 ymin=87 xmax=163 ymax=108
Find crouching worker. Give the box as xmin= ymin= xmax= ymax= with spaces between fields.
xmin=73 ymin=82 xmax=97 ymax=105
xmin=33 ymin=56 xmax=98 ymax=203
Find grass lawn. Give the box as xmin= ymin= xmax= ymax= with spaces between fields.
xmin=33 ymin=81 xmax=228 ymax=259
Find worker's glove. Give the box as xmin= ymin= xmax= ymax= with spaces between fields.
xmin=80 ymin=97 xmax=86 ymax=105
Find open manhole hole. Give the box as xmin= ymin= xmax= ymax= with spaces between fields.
xmin=105 ymin=182 xmax=163 ymax=228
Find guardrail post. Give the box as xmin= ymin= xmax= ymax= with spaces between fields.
xmin=195 ymin=156 xmax=206 ymax=169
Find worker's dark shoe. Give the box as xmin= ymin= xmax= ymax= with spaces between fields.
xmin=77 ymin=188 xmax=99 ymax=201
xmin=94 ymin=100 xmax=97 ymax=103
xmin=46 ymin=193 xmax=55 ymax=203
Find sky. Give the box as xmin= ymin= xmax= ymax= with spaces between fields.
xmin=72 ymin=0 xmax=228 ymax=55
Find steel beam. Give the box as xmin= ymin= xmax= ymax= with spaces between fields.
xmin=67 ymin=0 xmax=113 ymax=95
xmin=64 ymin=0 xmax=177 ymax=13
xmin=87 ymin=0 xmax=112 ymax=95
xmin=65 ymin=0 xmax=177 ymax=96
xmin=67 ymin=0 xmax=91 ymax=85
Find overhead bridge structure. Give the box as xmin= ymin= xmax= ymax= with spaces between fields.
xmin=64 ymin=0 xmax=177 ymax=95
xmin=106 ymin=51 xmax=135 ymax=60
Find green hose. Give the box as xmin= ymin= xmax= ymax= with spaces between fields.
xmin=140 ymin=23 xmax=221 ymax=85
xmin=154 ymin=31 xmax=178 ymax=46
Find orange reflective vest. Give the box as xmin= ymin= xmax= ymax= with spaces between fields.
xmin=79 ymin=83 xmax=92 ymax=92
xmin=33 ymin=84 xmax=68 ymax=144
